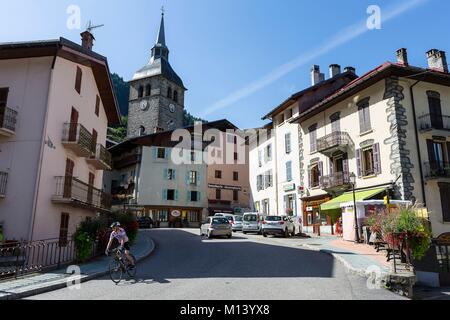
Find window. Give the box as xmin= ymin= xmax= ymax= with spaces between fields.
xmin=157 ymin=148 xmax=166 ymax=159
xmin=167 ymin=87 xmax=172 ymax=99
xmin=356 ymin=143 xmax=381 ymax=177
xmin=427 ymin=91 xmax=443 ymax=129
xmin=215 ymin=170 xmax=222 ymax=179
xmin=438 ymin=183 xmax=450 ymax=223
xmin=166 ymin=169 xmax=175 ymax=180
xmin=309 ymin=163 xmax=321 ymax=188
xmin=358 ymin=98 xmax=372 ymax=133
xmin=139 ymin=126 xmax=146 ymax=136
xmin=191 ymin=151 xmax=196 ymax=162
xmin=0 ymin=88 xmax=8 ymax=108
xmin=286 ymin=161 xmax=292 ymax=182
xmin=257 ymin=175 xmax=264 ymax=191
xmin=59 ymin=213 xmax=70 ymax=247
xmin=189 ymin=211 xmax=199 ymax=222
xmin=138 ymin=86 xmax=144 ymax=98
xmin=265 ymin=144 xmax=272 ymax=162
xmin=166 ymin=189 xmax=176 ymax=201
xmin=189 ymin=171 xmax=198 ymax=185
xmin=95 ymin=95 xmax=100 ymax=117
xmin=265 ymin=170 xmax=273 ymax=188
xmin=75 ymin=66 xmax=82 ymax=94
xmin=174 ymin=90 xmax=178 ymax=103
xmin=234 ymin=152 xmax=238 ymax=161
xmin=145 ymin=84 xmax=151 ymax=97
xmin=286 ymin=108 xmax=293 ymax=119
xmin=158 ymin=210 xmax=168 ymax=222
xmin=190 ymin=191 xmax=199 ymax=202
xmin=285 ymin=133 xmax=291 ymax=154
xmin=216 ymin=189 xmax=221 ymax=200
xmin=309 ymin=125 xmax=317 ymax=153
xmin=330 ymin=112 xmax=340 ymax=133
xmin=262 ymin=199 xmax=270 ymax=215
xmin=258 ymin=150 xmax=263 ymax=167
xmin=233 ymin=190 xmax=239 ymax=201
xmin=279 ymin=114 xmax=285 ymax=124
xmin=233 ymin=171 xmax=239 ymax=181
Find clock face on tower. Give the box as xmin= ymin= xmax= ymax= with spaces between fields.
xmin=140 ymin=100 xmax=148 ymax=111
xmin=169 ymin=104 xmax=175 ymax=113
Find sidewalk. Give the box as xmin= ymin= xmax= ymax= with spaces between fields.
xmin=0 ymin=231 xmax=155 ymax=300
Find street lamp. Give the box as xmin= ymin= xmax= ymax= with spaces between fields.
xmin=349 ymin=173 xmax=360 ymax=243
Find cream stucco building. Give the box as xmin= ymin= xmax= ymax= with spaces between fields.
xmin=0 ymin=34 xmax=120 ymax=241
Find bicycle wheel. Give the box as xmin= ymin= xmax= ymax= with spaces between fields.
xmin=109 ymin=259 xmax=123 ymax=284
xmin=126 ymin=254 xmax=137 ymax=278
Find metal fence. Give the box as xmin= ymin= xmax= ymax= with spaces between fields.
xmin=0 ymin=237 xmax=99 ymax=280
xmin=0 ymin=171 xmax=7 ymax=196
xmin=418 ymin=113 xmax=450 ymax=131
xmin=316 ymin=131 xmax=354 ymax=153
xmin=0 ymin=106 xmax=18 ymax=132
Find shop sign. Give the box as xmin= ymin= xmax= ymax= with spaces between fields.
xmin=306 ymin=206 xmax=313 ymax=212
xmin=171 ymin=210 xmax=181 ymax=217
xmin=208 ymin=184 xmax=242 ymax=191
xmin=283 ymin=183 xmax=296 ymax=192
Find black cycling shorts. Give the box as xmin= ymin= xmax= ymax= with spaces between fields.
xmin=123 ymin=242 xmax=131 ymax=251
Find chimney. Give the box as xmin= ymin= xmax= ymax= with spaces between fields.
xmin=396 ymin=48 xmax=408 ymax=66
xmin=329 ymin=64 xmax=341 ymax=78
xmin=427 ymin=49 xmax=448 ymax=73
xmin=344 ymin=66 xmax=356 ymax=74
xmin=81 ymin=31 xmax=95 ymax=51
xmin=311 ymin=65 xmax=322 ymax=86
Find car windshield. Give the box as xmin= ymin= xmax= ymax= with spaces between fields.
xmin=212 ymin=218 xmax=229 ymax=224
xmin=226 ymin=216 xmax=234 ymax=222
xmin=266 ymin=216 xmax=282 ymax=221
xmin=234 ymin=216 xmax=242 ymax=222
xmin=244 ymin=215 xmax=257 ymax=222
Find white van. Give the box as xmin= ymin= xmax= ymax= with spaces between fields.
xmin=242 ymin=212 xmax=266 ymax=234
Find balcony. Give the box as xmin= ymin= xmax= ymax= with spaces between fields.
xmin=424 ymin=162 xmax=450 ymax=181
xmin=0 ymin=172 xmax=7 ymax=198
xmin=61 ymin=123 xmax=93 ymax=158
xmin=0 ymin=106 xmax=18 ymax=137
xmin=113 ymin=150 xmax=142 ymax=170
xmin=320 ymin=172 xmax=351 ymax=193
xmin=86 ymin=144 xmax=112 ymax=170
xmin=419 ymin=114 xmax=450 ymax=133
xmin=52 ymin=176 xmax=111 ymax=213
xmin=316 ymin=131 xmax=353 ymax=156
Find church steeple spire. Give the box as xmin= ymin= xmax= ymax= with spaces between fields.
xmin=151 ymin=8 xmax=169 ymax=61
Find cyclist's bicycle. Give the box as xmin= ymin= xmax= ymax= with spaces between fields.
xmin=108 ymin=247 xmax=137 ymax=284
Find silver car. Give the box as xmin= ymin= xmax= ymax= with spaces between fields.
xmin=262 ymin=215 xmax=296 ymax=238
xmin=242 ymin=213 xmax=265 ymax=234
xmin=231 ymin=215 xmax=243 ymax=232
xmin=200 ymin=217 xmax=232 ymax=239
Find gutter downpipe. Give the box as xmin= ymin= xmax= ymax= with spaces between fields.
xmin=409 ymin=79 xmax=427 ymax=207
xmin=28 ymin=46 xmax=59 ymax=241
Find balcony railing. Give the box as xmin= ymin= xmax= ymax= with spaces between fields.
xmin=424 ymin=161 xmax=450 ymax=179
xmin=320 ymin=172 xmax=351 ymax=190
xmin=316 ymin=131 xmax=353 ymax=155
xmin=0 ymin=172 xmax=7 ymax=197
xmin=61 ymin=123 xmax=93 ymax=158
xmin=52 ymin=176 xmax=111 ymax=212
xmin=419 ymin=113 xmax=450 ymax=132
xmin=0 ymin=106 xmax=18 ymax=137
xmin=86 ymin=144 xmax=112 ymax=170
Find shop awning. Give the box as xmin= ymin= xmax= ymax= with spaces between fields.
xmin=320 ymin=187 xmax=387 ymax=214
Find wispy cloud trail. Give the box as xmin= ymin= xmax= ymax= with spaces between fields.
xmin=201 ymin=0 xmax=428 ymax=118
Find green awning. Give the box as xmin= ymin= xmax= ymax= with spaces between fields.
xmin=320 ymin=187 xmax=387 ymax=214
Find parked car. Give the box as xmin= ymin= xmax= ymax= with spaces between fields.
xmin=231 ymin=215 xmax=243 ymax=232
xmin=137 ymin=216 xmax=153 ymax=229
xmin=200 ymin=217 xmax=232 ymax=239
xmin=262 ymin=215 xmax=296 ymax=238
xmin=242 ymin=213 xmax=266 ymax=234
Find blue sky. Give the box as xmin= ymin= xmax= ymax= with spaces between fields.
xmin=1 ymin=0 xmax=449 ymax=128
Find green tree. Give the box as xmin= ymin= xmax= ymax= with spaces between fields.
xmin=107 ymin=115 xmax=128 ymax=143
xmin=111 ymin=73 xmax=130 ymax=116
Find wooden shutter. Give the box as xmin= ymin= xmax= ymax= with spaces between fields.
xmin=69 ymin=108 xmax=79 ymax=141
xmin=95 ymin=95 xmax=100 ymax=116
xmin=364 ymin=106 xmax=372 ymax=131
xmin=308 ymin=165 xmax=312 ymax=189
xmin=329 ymin=158 xmax=334 ymax=175
xmin=91 ymin=129 xmax=98 ymax=154
xmin=439 ymin=183 xmax=450 ymax=223
xmin=343 ymin=153 xmax=349 ymax=173
xmin=427 ymin=139 xmax=436 ymax=164
xmin=373 ymin=143 xmax=381 ymax=175
xmin=356 ymin=149 xmax=362 ymax=178
xmin=164 ymin=169 xmax=168 ymax=180
xmin=319 ymin=161 xmax=323 ymax=177
xmin=162 ymin=189 xmax=167 ymax=201
xmin=429 ymin=96 xmax=443 ymax=129
xmin=75 ymin=66 xmax=82 ymax=94
xmin=87 ymin=173 xmax=95 ymax=204
xmin=0 ymin=88 xmax=9 ymax=107
xmin=59 ymin=213 xmax=70 ymax=247
xmin=64 ymin=159 xmax=74 ymax=198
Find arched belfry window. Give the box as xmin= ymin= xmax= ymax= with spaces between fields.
xmin=139 ymin=126 xmax=146 ymax=136
xmin=167 ymin=87 xmax=172 ymax=99
xmin=174 ymin=90 xmax=178 ymax=103
xmin=145 ymin=84 xmax=151 ymax=97
xmin=138 ymin=86 xmax=144 ymax=98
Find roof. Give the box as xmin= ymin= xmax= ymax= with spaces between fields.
xmin=262 ymin=71 xmax=358 ymax=120
xmin=109 ymin=119 xmax=239 ymax=154
xmin=291 ymin=62 xmax=450 ymax=123
xmin=131 ymin=57 xmax=185 ymax=89
xmin=0 ymin=37 xmax=121 ymax=125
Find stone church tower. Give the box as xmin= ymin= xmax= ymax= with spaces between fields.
xmin=127 ymin=12 xmax=186 ymax=138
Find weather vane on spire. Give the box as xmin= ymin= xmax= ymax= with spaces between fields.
xmin=161 ymin=6 xmax=165 ymax=16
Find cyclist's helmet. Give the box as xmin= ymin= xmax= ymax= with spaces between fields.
xmin=110 ymin=222 xmax=121 ymax=228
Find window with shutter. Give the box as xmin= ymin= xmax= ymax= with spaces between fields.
xmin=358 ymin=101 xmax=371 ymax=133
xmin=59 ymin=213 xmax=70 ymax=247
xmin=373 ymin=143 xmax=381 ymax=175
xmin=285 ymin=133 xmax=291 ymax=154
xmin=286 ymin=161 xmax=292 ymax=182
xmin=356 ymin=149 xmax=362 ymax=178
xmin=95 ymin=95 xmax=100 ymax=117
xmin=439 ymin=183 xmax=450 ymax=223
xmin=309 ymin=128 xmax=317 ymax=153
xmin=75 ymin=67 xmax=82 ymax=94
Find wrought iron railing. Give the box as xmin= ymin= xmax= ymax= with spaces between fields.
xmin=423 ymin=161 xmax=450 ymax=179
xmin=0 ymin=171 xmax=7 ymax=197
xmin=316 ymin=131 xmax=353 ymax=153
xmin=0 ymin=237 xmax=100 ymax=280
xmin=320 ymin=172 xmax=351 ymax=189
xmin=418 ymin=113 xmax=450 ymax=131
xmin=91 ymin=144 xmax=112 ymax=169
xmin=53 ymin=176 xmax=111 ymax=211
xmin=0 ymin=106 xmax=18 ymax=133
xmin=61 ymin=123 xmax=93 ymax=153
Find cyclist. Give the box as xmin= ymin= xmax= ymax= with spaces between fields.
xmin=105 ymin=222 xmax=135 ymax=269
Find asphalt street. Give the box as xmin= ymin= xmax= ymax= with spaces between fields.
xmin=27 ymin=229 xmax=406 ymax=300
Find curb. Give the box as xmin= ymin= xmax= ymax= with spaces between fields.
xmin=0 ymin=236 xmax=155 ymax=301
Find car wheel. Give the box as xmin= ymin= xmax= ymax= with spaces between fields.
xmin=243 ymin=231 xmax=247 ymax=235
xmin=228 ymin=233 xmax=232 ymax=239
xmin=291 ymin=227 xmax=296 ymax=237
xmin=284 ymin=229 xmax=289 ymax=238
xmin=207 ymin=231 xmax=213 ymax=239
xmin=263 ymin=232 xmax=267 ymax=238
